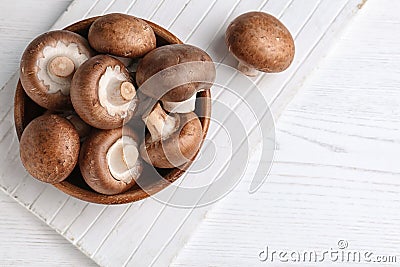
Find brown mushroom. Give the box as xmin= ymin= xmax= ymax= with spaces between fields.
xmin=19 ymin=114 xmax=80 ymax=184
xmin=88 ymin=13 xmax=156 ymax=58
xmin=225 ymin=12 xmax=295 ymax=76
xmin=79 ymin=127 xmax=143 ymax=195
xmin=136 ymin=44 xmax=215 ymax=113
xmin=70 ymin=55 xmax=138 ymax=129
xmin=20 ymin=30 xmax=94 ymax=110
xmin=140 ymin=103 xmax=202 ymax=168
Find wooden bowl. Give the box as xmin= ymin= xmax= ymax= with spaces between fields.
xmin=14 ymin=17 xmax=211 ymax=205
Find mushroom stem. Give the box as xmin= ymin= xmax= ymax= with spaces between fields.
xmin=106 ymin=137 xmax=139 ymax=184
xmin=48 ymin=56 xmax=75 ymax=78
xmin=162 ymin=94 xmax=197 ymax=113
xmin=120 ymin=81 xmax=136 ymax=101
xmin=237 ymin=61 xmax=258 ymax=77
xmin=143 ymin=102 xmax=180 ymax=142
xmin=65 ymin=114 xmax=91 ymax=139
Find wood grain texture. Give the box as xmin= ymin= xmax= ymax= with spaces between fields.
xmin=0 ymin=0 xmax=71 ymax=87
xmin=0 ymin=0 xmax=369 ymax=266
xmin=172 ymin=0 xmax=400 ymax=266
xmin=0 ymin=191 xmax=95 ymax=266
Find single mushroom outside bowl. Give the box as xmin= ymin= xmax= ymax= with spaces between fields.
xmin=14 ymin=16 xmax=211 ymax=205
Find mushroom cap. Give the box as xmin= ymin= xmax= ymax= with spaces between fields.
xmin=136 ymin=44 xmax=215 ymax=102
xmin=225 ymin=12 xmax=295 ymax=73
xmin=70 ymin=55 xmax=138 ymax=129
xmin=88 ymin=13 xmax=156 ymax=58
xmin=140 ymin=112 xmax=202 ymax=168
xmin=20 ymin=114 xmax=80 ymax=184
xmin=20 ymin=30 xmax=93 ymax=110
xmin=79 ymin=127 xmax=143 ymax=195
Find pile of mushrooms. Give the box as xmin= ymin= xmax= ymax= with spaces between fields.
xmin=17 ymin=13 xmax=215 ymax=196
xmin=17 ymin=11 xmax=294 ymax=197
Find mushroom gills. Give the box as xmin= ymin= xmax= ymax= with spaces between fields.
xmin=106 ymin=137 xmax=140 ymax=184
xmin=37 ymin=41 xmax=89 ymax=95
xmin=143 ymin=103 xmax=180 ymax=142
xmin=98 ymin=65 xmax=136 ymax=117
xmin=162 ymin=94 xmax=197 ymax=113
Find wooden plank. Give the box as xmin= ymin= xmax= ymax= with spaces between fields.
xmin=172 ymin=1 xmax=400 ymax=265
xmin=95 ymin=2 xmax=276 ymax=265
xmin=31 ymin=186 xmax=71 ymax=222
xmin=63 ymin=203 xmax=105 ymax=241
xmin=75 ymin=204 xmax=130 ymax=254
xmin=48 ymin=197 xmax=88 ymax=232
xmin=0 ymin=193 xmax=95 ymax=266
xmin=11 ymin=179 xmax=47 ymax=207
xmin=101 ymin=1 xmax=356 ymax=264
xmin=85 ymin=0 xmax=117 ymax=17
xmin=52 ymin=1 xmax=101 ymax=29
xmin=0 ymin=0 xmax=365 ymax=266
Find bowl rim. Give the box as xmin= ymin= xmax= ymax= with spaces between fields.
xmin=14 ymin=16 xmax=212 ymax=205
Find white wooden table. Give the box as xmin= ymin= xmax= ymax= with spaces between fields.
xmin=1 ymin=0 xmax=400 ymax=266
